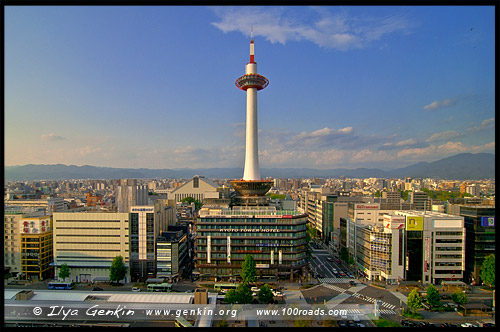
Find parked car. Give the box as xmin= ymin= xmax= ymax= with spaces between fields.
xmin=461 ymin=323 xmax=478 ymax=328
xmin=349 ymin=280 xmax=356 ymax=286
xmin=482 ymin=323 xmax=495 ymax=328
xmin=92 ymin=287 xmax=103 ymax=291
xmin=356 ymin=323 xmax=366 ymax=327
xmin=337 ymin=321 xmax=347 ymax=327
xmin=327 ymin=257 xmax=334 ymax=262
xmin=132 ymin=287 xmax=141 ymax=292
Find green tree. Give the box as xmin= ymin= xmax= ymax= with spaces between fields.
xmin=407 ymin=288 xmax=422 ymax=314
xmin=480 ymin=254 xmax=495 ymax=288
xmin=340 ymin=247 xmax=349 ymax=262
xmin=451 ymin=289 xmax=468 ymax=305
xmin=241 ymin=255 xmax=257 ymax=284
xmin=109 ymin=255 xmax=127 ymax=283
xmin=426 ymin=284 xmax=441 ymax=308
xmin=216 ymin=320 xmax=228 ymax=327
xmin=224 ymin=289 xmax=239 ymax=304
xmin=258 ymin=284 xmax=274 ymax=304
xmin=293 ymin=320 xmax=311 ymax=327
xmin=180 ymin=196 xmax=203 ymax=210
xmin=235 ymin=283 xmax=253 ymax=304
xmin=58 ymin=263 xmax=70 ymax=282
xmin=374 ymin=190 xmax=382 ymax=198
xmin=348 ymin=256 xmax=355 ymax=266
xmin=224 ymin=284 xmax=253 ymax=304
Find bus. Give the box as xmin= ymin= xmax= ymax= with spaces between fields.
xmin=214 ymin=283 xmax=239 ymax=293
xmin=48 ymin=282 xmax=75 ymax=290
xmin=147 ymin=283 xmax=172 ymax=292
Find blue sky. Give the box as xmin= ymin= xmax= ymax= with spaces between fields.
xmin=5 ymin=6 xmax=495 ymax=171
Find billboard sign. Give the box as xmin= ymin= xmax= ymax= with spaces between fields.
xmin=406 ymin=216 xmax=423 ymax=231
xmin=481 ymin=216 xmax=495 ymax=227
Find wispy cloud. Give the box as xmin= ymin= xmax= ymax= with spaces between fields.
xmin=211 ymin=7 xmax=413 ymax=51
xmin=467 ymin=117 xmax=495 ymax=133
xmin=423 ymin=97 xmax=459 ymax=110
xmin=40 ymin=133 xmax=65 ymax=141
xmin=426 ymin=130 xmax=461 ymax=143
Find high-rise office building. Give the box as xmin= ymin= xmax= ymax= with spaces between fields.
xmin=116 ymin=179 xmax=148 ymax=213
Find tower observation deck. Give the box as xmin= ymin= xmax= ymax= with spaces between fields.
xmin=230 ymin=34 xmax=273 ymax=206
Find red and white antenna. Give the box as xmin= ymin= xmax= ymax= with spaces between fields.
xmin=250 ymin=25 xmax=255 ymax=63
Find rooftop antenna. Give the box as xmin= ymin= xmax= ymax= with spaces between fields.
xmin=251 ymin=25 xmax=254 ymax=41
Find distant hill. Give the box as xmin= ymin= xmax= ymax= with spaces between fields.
xmin=4 ymin=153 xmax=494 ymax=181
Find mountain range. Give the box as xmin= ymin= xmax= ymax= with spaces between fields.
xmin=4 ymin=153 xmax=495 ymax=181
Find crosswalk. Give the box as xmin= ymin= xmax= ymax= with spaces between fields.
xmin=321 ymin=283 xmax=347 ymax=293
xmin=318 ymin=277 xmax=354 ymax=284
xmin=351 ymin=292 xmax=396 ymax=310
xmin=379 ymin=309 xmax=397 ymax=315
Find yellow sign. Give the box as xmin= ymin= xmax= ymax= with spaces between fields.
xmin=406 ymin=216 xmax=423 ymax=231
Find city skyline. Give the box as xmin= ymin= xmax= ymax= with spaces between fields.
xmin=5 ymin=6 xmax=495 ymax=170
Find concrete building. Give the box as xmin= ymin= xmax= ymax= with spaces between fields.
xmin=409 ymin=191 xmax=430 ymax=211
xmin=156 ymin=230 xmax=189 ymax=282
xmin=351 ymin=214 xmax=405 ymax=283
xmin=4 ymin=208 xmax=46 ymax=277
xmin=52 ymin=211 xmax=131 ymax=283
xmin=20 ymin=215 xmax=53 ymax=280
xmin=129 ymin=206 xmax=156 ymax=281
xmin=170 ymin=175 xmax=218 ymax=203
xmin=116 ymin=179 xmax=148 ymax=213
xmin=4 ymin=197 xmax=66 ymax=215
xmin=396 ymin=211 xmax=465 ymax=285
xmin=458 ymin=205 xmax=495 ymax=284
xmin=195 ymin=207 xmax=308 ymax=282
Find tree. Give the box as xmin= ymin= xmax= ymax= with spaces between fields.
xmin=241 ymin=255 xmax=257 ymax=284
xmin=480 ymin=254 xmax=495 ymax=288
xmin=293 ymin=320 xmax=311 ymax=327
xmin=235 ymin=283 xmax=253 ymax=304
xmin=340 ymin=247 xmax=349 ymax=262
xmin=426 ymin=284 xmax=441 ymax=308
xmin=216 ymin=320 xmax=228 ymax=327
xmin=258 ymin=284 xmax=274 ymax=304
xmin=407 ymin=288 xmax=422 ymax=314
xmin=451 ymin=289 xmax=468 ymax=305
xmin=224 ymin=289 xmax=239 ymax=304
xmin=224 ymin=284 xmax=253 ymax=304
xmin=180 ymin=196 xmax=203 ymax=210
xmin=58 ymin=263 xmax=70 ymax=282
xmin=109 ymin=255 xmax=127 ymax=283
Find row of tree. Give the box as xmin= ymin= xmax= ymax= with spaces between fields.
xmin=58 ymin=256 xmax=127 ymax=283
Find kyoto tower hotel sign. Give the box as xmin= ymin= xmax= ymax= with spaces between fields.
xmin=230 ymin=32 xmax=273 ymax=205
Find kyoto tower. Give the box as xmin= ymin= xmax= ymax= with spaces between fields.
xmin=230 ymin=31 xmax=274 ymax=206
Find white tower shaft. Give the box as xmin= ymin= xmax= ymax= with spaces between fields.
xmin=243 ymin=86 xmax=260 ymax=180
xmin=243 ymin=61 xmax=260 ymax=181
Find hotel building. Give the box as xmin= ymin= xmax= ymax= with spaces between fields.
xmin=195 ymin=207 xmax=308 ymax=281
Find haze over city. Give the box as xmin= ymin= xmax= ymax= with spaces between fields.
xmin=5 ymin=6 xmax=495 ymax=170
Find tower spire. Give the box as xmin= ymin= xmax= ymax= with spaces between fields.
xmin=250 ymin=26 xmax=255 ymax=63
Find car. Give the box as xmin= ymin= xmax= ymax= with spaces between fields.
xmin=251 ymin=286 xmax=260 ymax=292
xmin=317 ymin=274 xmax=324 ymax=278
xmin=92 ymin=287 xmax=103 ymax=291
xmin=461 ymin=323 xmax=478 ymax=328
xmin=339 ymin=272 xmax=346 ymax=277
xmin=482 ymin=323 xmax=495 ymax=328
xmin=132 ymin=287 xmax=141 ymax=292
xmin=356 ymin=323 xmax=366 ymax=327
xmin=337 ymin=321 xmax=347 ymax=327
xmin=349 ymin=280 xmax=356 ymax=286
xmin=252 ymin=292 xmax=257 ymax=296
xmin=347 ymin=320 xmax=356 ymax=327
xmin=327 ymin=257 xmax=334 ymax=262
